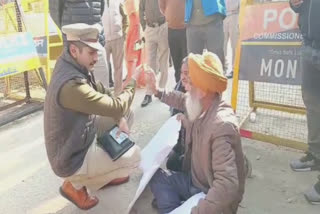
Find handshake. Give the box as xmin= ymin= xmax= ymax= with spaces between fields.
xmin=132 ymin=64 xmax=158 ymax=94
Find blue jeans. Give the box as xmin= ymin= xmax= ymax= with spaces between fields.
xmin=150 ymin=169 xmax=202 ymax=214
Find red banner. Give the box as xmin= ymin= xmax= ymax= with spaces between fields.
xmin=241 ymin=2 xmax=302 ymax=42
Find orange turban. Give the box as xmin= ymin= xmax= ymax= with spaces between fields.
xmin=188 ymin=51 xmax=227 ymax=93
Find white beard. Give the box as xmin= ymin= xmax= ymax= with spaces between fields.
xmin=185 ymin=92 xmax=203 ymax=122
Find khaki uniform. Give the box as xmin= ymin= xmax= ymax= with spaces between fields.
xmin=59 ymin=78 xmax=140 ymax=191
xmin=59 ymin=78 xmax=134 ymax=119
xmin=44 ymin=23 xmax=140 ymax=192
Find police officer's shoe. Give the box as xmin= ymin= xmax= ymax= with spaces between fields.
xmin=226 ymin=71 xmax=233 ymax=79
xmin=59 ymin=181 xmax=99 ymax=210
xmin=141 ymin=95 xmax=152 ymax=107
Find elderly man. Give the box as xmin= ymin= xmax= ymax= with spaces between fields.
xmin=44 ymin=23 xmax=140 ymax=210
xmin=146 ymin=51 xmax=245 ymax=214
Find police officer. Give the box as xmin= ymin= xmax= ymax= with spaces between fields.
xmin=44 ymin=23 xmax=141 ymax=210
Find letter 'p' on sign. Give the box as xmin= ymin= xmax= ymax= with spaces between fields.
xmin=263 ymin=8 xmax=297 ymax=31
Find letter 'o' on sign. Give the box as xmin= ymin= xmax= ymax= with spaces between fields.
xmin=264 ymin=8 xmax=297 ymax=31
xmin=279 ymin=8 xmax=296 ymax=30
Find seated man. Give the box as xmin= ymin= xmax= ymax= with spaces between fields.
xmin=146 ymin=51 xmax=246 ymax=214
xmin=44 ymin=23 xmax=140 ymax=210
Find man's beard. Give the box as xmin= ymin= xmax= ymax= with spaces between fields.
xmin=185 ymin=92 xmax=203 ymax=122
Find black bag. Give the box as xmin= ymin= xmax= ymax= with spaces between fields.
xmin=97 ymin=125 xmax=135 ymax=161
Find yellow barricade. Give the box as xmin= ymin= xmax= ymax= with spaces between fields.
xmin=231 ymin=0 xmax=307 ymax=151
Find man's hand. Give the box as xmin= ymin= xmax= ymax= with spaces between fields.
xmin=145 ymin=67 xmax=157 ymax=95
xmin=122 ymin=64 xmax=144 ymax=89
xmin=176 ymin=113 xmax=187 ymax=127
xmin=117 ymin=117 xmax=130 ymax=136
xmin=290 ymin=0 xmax=303 ymax=7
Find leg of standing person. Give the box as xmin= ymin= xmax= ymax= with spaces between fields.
xmin=227 ymin=13 xmax=240 ymax=79
xmin=93 ymin=47 xmax=110 ymax=88
xmin=111 ymin=36 xmax=125 ymax=96
xmin=303 ymin=48 xmax=320 ymax=156
xmin=301 ymin=59 xmax=320 ymax=161
xmin=180 ymin=28 xmax=188 ymax=60
xmin=169 ymin=28 xmax=187 ymax=83
xmin=108 ymin=62 xmax=114 ymax=87
xmin=187 ymin=25 xmax=205 ymax=54
xmin=223 ymin=15 xmax=230 ymax=75
xmin=296 ymin=46 xmax=320 ymax=204
xmin=105 ymin=41 xmax=113 ymax=87
xmin=204 ymin=19 xmax=225 ymax=67
xmin=142 ymin=26 xmax=158 ymax=107
xmin=157 ymin=23 xmax=169 ymax=89
xmin=290 ymin=46 xmax=320 ymax=172
xmin=150 ymin=169 xmax=201 ymax=214
xmin=168 ymin=28 xmax=181 ymax=83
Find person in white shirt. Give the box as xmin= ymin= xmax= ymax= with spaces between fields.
xmin=223 ymin=0 xmax=240 ymax=79
xmin=102 ymin=0 xmax=129 ymax=95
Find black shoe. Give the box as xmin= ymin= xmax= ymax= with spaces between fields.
xmin=151 ymin=198 xmax=158 ymax=209
xmin=141 ymin=95 xmax=152 ymax=107
xmin=290 ymin=153 xmax=320 ymax=172
xmin=226 ymin=71 xmax=233 ymax=79
xmin=304 ymin=176 xmax=320 ymax=205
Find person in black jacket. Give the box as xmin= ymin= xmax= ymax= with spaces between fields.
xmin=290 ymin=0 xmax=320 ymax=205
xmin=49 ymin=0 xmax=110 ymax=87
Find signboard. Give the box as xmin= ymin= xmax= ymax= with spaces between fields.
xmin=33 ymin=36 xmax=48 ymax=57
xmin=0 ymin=32 xmax=41 ymax=78
xmin=26 ymin=14 xmax=59 ymax=58
xmin=239 ymin=2 xmax=303 ymax=85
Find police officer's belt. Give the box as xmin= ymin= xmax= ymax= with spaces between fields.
xmin=147 ymin=19 xmax=165 ymax=28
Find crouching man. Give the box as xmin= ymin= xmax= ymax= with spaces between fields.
xmin=146 ymin=51 xmax=246 ymax=214
xmin=44 ymin=23 xmax=140 ymax=210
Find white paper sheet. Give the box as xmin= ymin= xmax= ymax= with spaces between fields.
xmin=127 ymin=116 xmax=181 ymax=213
xmin=127 ymin=116 xmax=206 ymax=214
xmin=169 ymin=192 xmax=206 ymax=214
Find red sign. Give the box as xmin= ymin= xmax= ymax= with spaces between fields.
xmin=241 ymin=2 xmax=302 ymax=42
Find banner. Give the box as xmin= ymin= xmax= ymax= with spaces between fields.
xmin=33 ymin=36 xmax=48 ymax=57
xmin=0 ymin=32 xmax=41 ymax=78
xmin=239 ymin=2 xmax=303 ymax=85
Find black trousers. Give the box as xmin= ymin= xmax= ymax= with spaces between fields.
xmin=301 ymin=45 xmax=320 ymax=159
xmin=150 ymin=169 xmax=201 ymax=214
xmin=168 ymin=28 xmax=187 ymax=83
